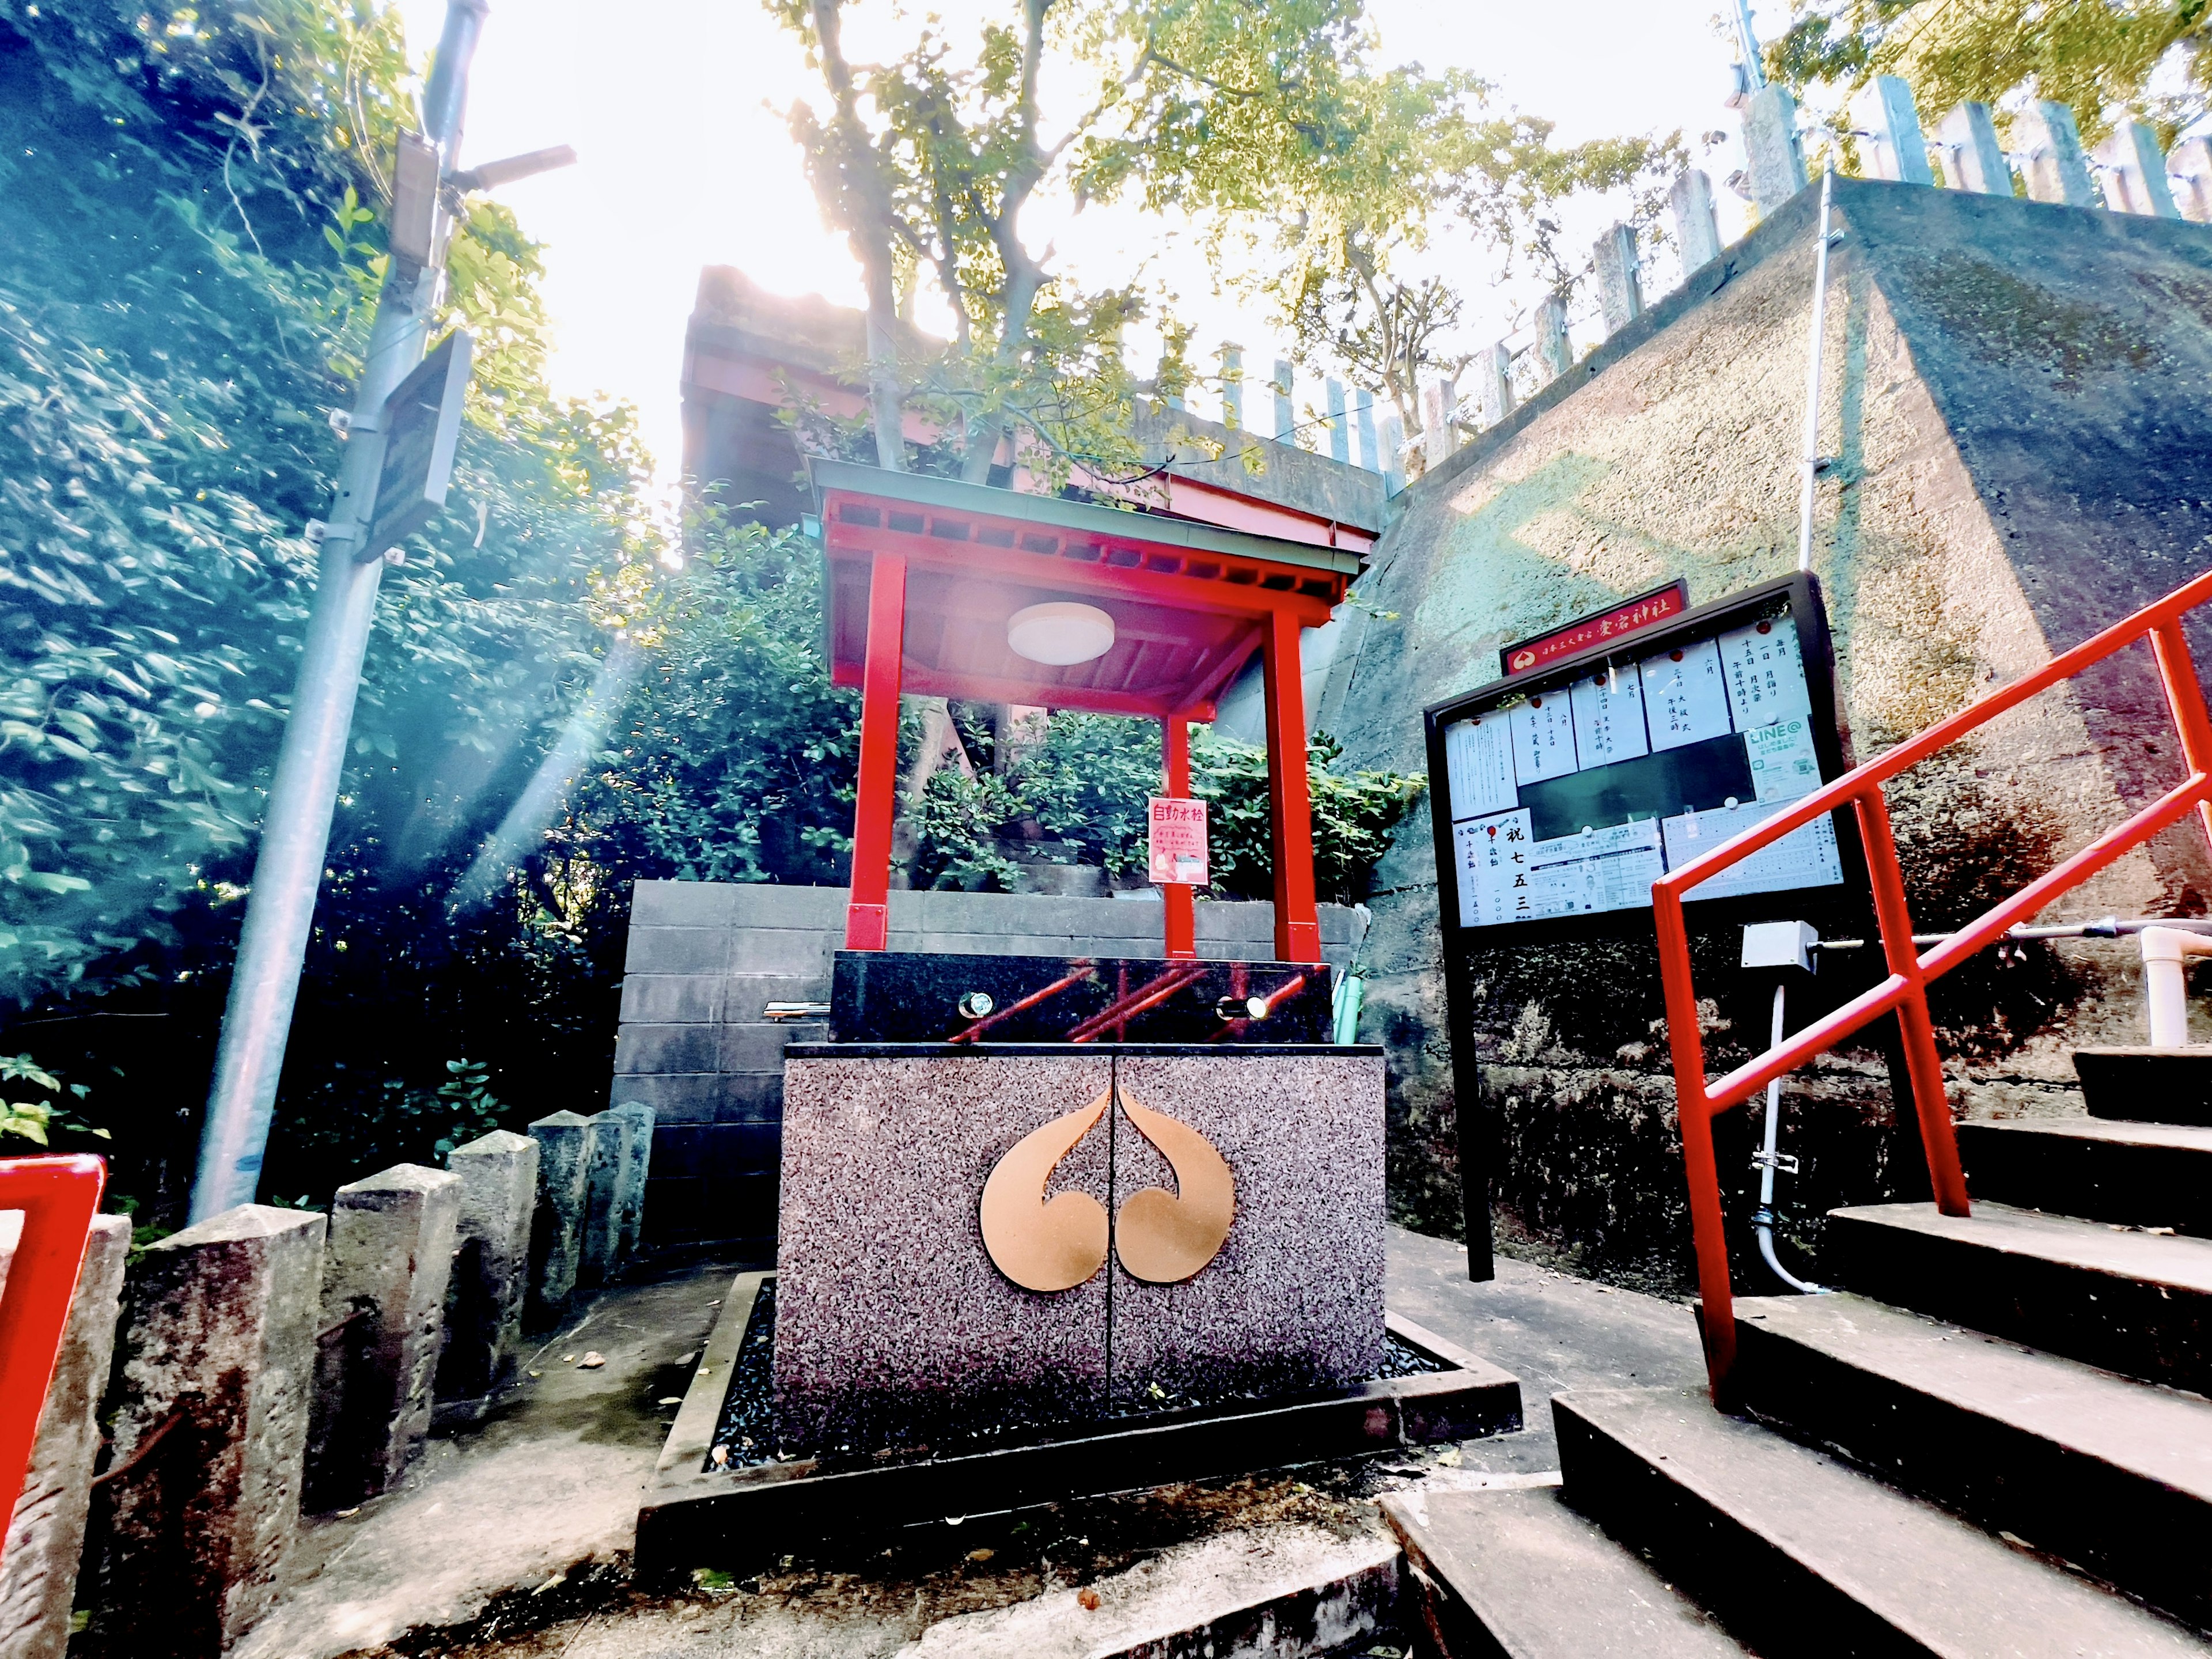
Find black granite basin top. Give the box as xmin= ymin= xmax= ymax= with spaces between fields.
xmin=828 ymin=950 xmax=1339 ymax=1045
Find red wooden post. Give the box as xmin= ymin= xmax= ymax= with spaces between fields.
xmin=1161 ymin=715 xmax=1197 ymax=960
xmin=1260 ymin=605 xmax=1323 ymax=963
xmin=844 ymin=552 xmax=907 ymax=951
xmin=0 ymin=1154 xmax=103 ymax=1572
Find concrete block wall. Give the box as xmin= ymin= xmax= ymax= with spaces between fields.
xmin=613 ymin=882 xmax=1370 ymax=1252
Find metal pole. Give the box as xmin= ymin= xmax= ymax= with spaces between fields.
xmin=1732 ymin=0 xmax=1767 ymax=89
xmin=189 ymin=0 xmax=491 ymax=1222
xmin=1796 ymin=166 xmax=1834 ymax=575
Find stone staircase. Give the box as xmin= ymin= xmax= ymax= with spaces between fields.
xmin=1384 ymin=1085 xmax=2212 ymax=1656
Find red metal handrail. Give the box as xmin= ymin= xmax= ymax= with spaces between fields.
xmin=0 ymin=1155 xmax=104 ymax=1569
xmin=1654 ymin=566 xmax=2212 ymax=1394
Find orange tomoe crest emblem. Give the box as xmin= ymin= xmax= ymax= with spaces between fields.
xmin=979 ymin=1087 xmax=1234 ymax=1291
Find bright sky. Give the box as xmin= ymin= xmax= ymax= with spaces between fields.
xmin=393 ymin=0 xmax=1774 ymax=479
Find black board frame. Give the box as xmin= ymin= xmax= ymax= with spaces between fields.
xmin=1422 ymin=572 xmax=1871 ymax=1281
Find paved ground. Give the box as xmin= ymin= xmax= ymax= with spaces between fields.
xmin=256 ymin=1229 xmax=1706 ymax=1658
xmin=236 ymin=1263 xmax=734 ymax=1659
xmin=1385 ymin=1227 xmax=1709 ymax=1471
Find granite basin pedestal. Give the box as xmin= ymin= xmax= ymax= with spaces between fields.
xmin=771 ymin=1043 xmax=1389 ymax=1450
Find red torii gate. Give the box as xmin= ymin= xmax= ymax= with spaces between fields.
xmin=812 ymin=460 xmax=1363 ymax=964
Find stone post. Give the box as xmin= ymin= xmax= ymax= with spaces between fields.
xmin=1536 ymin=294 xmax=1572 ymax=383
xmin=1467 ymin=343 xmax=1514 ymax=432
xmin=101 ymin=1206 xmax=324 ymax=1658
xmin=1379 ymin=412 xmax=1406 ymax=495
xmin=1354 ymin=388 xmax=1378 ymax=471
xmin=1740 ymin=84 xmax=1808 ymax=214
xmin=1325 ymin=378 xmax=1349 ymax=463
xmin=1421 ymin=378 xmax=1457 ymax=471
xmin=604 ymin=1103 xmax=656 ymax=1265
xmin=1219 ymin=343 xmax=1243 ymax=429
xmin=577 ymin=1111 xmax=623 ymax=1289
xmin=1669 ymin=169 xmax=1722 ymax=274
xmin=2096 ymin=120 xmax=2180 ymax=217
xmin=2171 ymin=137 xmax=2212 ymax=223
xmin=527 ymin=1110 xmax=590 ymax=1327
xmin=1592 ymin=222 xmax=1643 ymax=336
xmin=433 ymin=1129 xmax=539 ymax=1418
xmin=1272 ymin=359 xmax=1296 ymax=443
xmin=306 ymin=1164 xmax=461 ymax=1510
xmin=2016 ymin=101 xmax=2099 ymax=207
xmin=0 ymin=1215 xmax=128 ymax=1659
xmin=1852 ymin=75 xmax=1933 ymax=184
xmin=1935 ymin=101 xmax=2010 ymax=195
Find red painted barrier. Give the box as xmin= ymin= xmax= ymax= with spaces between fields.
xmin=1654 ymin=567 xmax=2212 ymax=1395
xmin=0 ymin=1156 xmax=104 ymax=1570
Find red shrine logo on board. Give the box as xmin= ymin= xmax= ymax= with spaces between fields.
xmin=1500 ymin=579 xmax=1690 ymax=677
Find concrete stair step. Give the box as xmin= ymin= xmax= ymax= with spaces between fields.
xmin=1382 ymin=1483 xmax=1752 ymax=1658
xmin=1555 ymin=1387 xmax=2209 ymax=1659
xmin=1957 ymin=1118 xmax=2212 ymax=1235
xmin=1826 ymin=1200 xmax=2212 ymax=1392
xmin=1733 ymin=1291 xmax=2212 ymax=1627
xmin=2074 ymin=1048 xmax=2212 ymax=1126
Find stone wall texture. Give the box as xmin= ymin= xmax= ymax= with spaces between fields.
xmin=614 ymin=884 xmax=1369 ymax=1252
xmin=1319 ymin=175 xmax=2212 ymax=1289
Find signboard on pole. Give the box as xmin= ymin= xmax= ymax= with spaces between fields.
xmin=365 ymin=329 xmax=473 ymax=559
xmin=1148 ymin=797 xmax=1208 ymax=886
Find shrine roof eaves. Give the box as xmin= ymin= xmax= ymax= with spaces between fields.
xmin=807 ymin=459 xmax=1367 ymax=580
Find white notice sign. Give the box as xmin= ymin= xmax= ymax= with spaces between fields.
xmin=1507 ymin=692 xmax=1579 ymax=783
xmin=1744 ymin=718 xmax=1822 ymax=803
xmin=1569 ymin=669 xmax=1650 ymax=767
xmin=1661 ymin=797 xmax=1845 ymax=900
xmin=1453 ymin=809 xmax=1536 ymax=927
xmin=1527 ymin=819 xmax=1666 ymax=916
xmin=1639 ymin=638 xmax=1732 ymax=752
xmin=1719 ymin=618 xmax=1813 ymax=730
xmin=1445 ymin=715 xmax=1518 ymax=821
xmin=1147 ymin=797 xmax=1208 ymax=885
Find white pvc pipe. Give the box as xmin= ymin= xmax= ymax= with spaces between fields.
xmin=1797 ymin=168 xmax=1835 ymax=575
xmin=2139 ymin=926 xmax=2212 ymax=1046
xmin=1753 ymin=981 xmax=1826 ymax=1295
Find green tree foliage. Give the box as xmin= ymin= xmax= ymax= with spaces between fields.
xmin=771 ymin=0 xmax=1418 ymax=483
xmin=1768 ymin=0 xmax=2212 ymax=149
xmin=0 ymin=0 xmax=679 ymax=1207
xmin=907 ymin=713 xmax=1425 ymax=906
xmin=0 ymin=0 xmax=653 ymax=1012
xmin=576 ymin=512 xmax=862 ymax=887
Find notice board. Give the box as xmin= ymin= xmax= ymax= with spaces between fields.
xmin=1423 ymin=573 xmax=1865 ymax=949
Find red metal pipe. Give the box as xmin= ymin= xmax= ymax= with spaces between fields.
xmin=0 ymin=1156 xmax=104 ymax=1571
xmin=1654 ymin=565 xmax=2212 ymax=1397
xmin=2152 ymin=618 xmax=2212 ymax=858
xmin=1857 ymin=787 xmax=1969 ymax=1216
xmin=844 ymin=553 xmax=907 ymax=951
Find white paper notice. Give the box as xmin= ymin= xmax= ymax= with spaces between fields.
xmin=1569 ymin=669 xmax=1650 ymax=767
xmin=1743 ymin=717 xmax=1822 ymax=803
xmin=1661 ymin=797 xmax=1844 ymax=900
xmin=1507 ymin=692 xmax=1579 ymax=783
xmin=1639 ymin=639 xmax=1732 ymax=752
xmin=1453 ymin=809 xmax=1539 ymax=927
xmin=1444 ymin=716 xmax=1518 ymax=821
xmin=1527 ymin=819 xmax=1667 ymax=916
xmin=1719 ymin=618 xmax=1814 ymax=731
